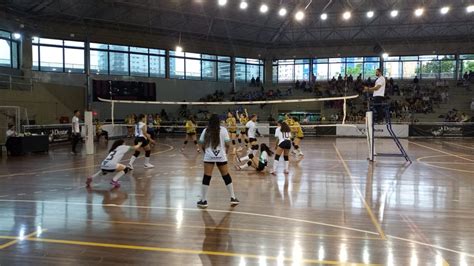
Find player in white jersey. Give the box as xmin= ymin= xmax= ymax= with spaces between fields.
xmin=86 ymin=139 xmax=142 ymax=188
xmin=271 ymin=120 xmax=292 ymax=174
xmin=236 ymin=143 xmax=273 ymax=172
xmin=128 ymin=114 xmax=156 ymax=169
xmin=237 ymin=114 xmax=260 ymax=164
xmin=197 ymin=114 xmax=239 ymax=209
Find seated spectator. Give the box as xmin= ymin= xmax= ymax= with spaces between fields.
xmin=256 ymin=76 xmax=261 ymax=87
xmin=463 ymin=72 xmax=469 ymax=81
xmin=6 ymin=124 xmax=16 ymax=138
xmin=461 ymin=112 xmax=471 ymax=122
xmin=413 ymin=76 xmax=419 ymax=84
xmin=295 ymin=80 xmax=300 ymax=89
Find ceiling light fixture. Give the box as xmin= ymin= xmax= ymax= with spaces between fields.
xmin=176 ymin=46 xmax=183 ymax=53
xmin=295 ymin=11 xmax=305 ymax=21
xmin=343 ymin=11 xmax=351 ymax=20
xmin=12 ymin=33 xmax=21 ymax=39
xmin=218 ymin=0 xmax=227 ymax=6
xmin=321 ymin=13 xmax=328 ymax=20
xmin=467 ymin=5 xmax=474 ymax=13
xmin=279 ymin=8 xmax=287 ymax=16
xmin=367 ymin=11 xmax=374 ymax=18
xmin=390 ymin=10 xmax=399 ymax=17
xmin=240 ymin=1 xmax=248 ymax=9
xmin=440 ymin=7 xmax=449 ymax=15
xmin=382 ymin=53 xmax=389 ymax=59
xmin=260 ymin=4 xmax=268 ymax=13
xmin=414 ymin=8 xmax=424 ymax=17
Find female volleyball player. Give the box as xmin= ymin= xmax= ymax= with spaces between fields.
xmin=226 ymin=111 xmax=238 ymax=154
xmin=128 ymin=114 xmax=156 ymax=169
xmin=197 ymin=114 xmax=239 ymax=209
xmin=86 ymin=139 xmax=142 ymax=188
xmin=292 ymin=117 xmax=304 ymax=156
xmin=236 ymin=143 xmax=273 ymax=172
xmin=236 ymin=109 xmax=249 ymax=152
xmin=271 ymin=120 xmax=292 ymax=174
xmin=181 ymin=115 xmax=201 ymax=153
xmin=237 ymin=114 xmax=260 ymax=163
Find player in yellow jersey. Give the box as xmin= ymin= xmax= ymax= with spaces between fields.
xmin=226 ymin=111 xmax=238 ymax=154
xmin=181 ymin=115 xmax=201 ymax=153
xmin=292 ymin=117 xmax=304 ymax=156
xmin=236 ymin=109 xmax=249 ymax=152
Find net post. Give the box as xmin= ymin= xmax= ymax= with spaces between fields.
xmin=84 ymin=111 xmax=94 ymax=155
xmin=342 ymin=98 xmax=347 ymax=124
xmin=366 ymin=111 xmax=374 ymax=161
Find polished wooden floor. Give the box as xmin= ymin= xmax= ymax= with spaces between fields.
xmin=0 ymin=136 xmax=473 ymax=265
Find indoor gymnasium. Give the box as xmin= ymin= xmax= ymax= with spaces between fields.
xmin=1 ymin=0 xmax=474 ymax=265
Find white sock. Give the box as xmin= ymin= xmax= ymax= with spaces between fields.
xmin=144 ymin=157 xmax=150 ymax=165
xmin=240 ymin=163 xmax=249 ymax=169
xmin=129 ymin=156 xmax=137 ymax=165
xmin=240 ymin=156 xmax=249 ymax=162
xmin=284 ymin=161 xmax=289 ymax=171
xmin=90 ymin=170 xmax=102 ymax=179
xmin=273 ymin=160 xmax=279 ymax=172
xmin=112 ymin=171 xmax=125 ymax=182
xmin=226 ymin=183 xmax=236 ymax=198
xmin=201 ymin=185 xmax=209 ymax=201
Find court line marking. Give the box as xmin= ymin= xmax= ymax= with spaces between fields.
xmin=400 ymin=214 xmax=450 ymax=266
xmin=442 ymin=141 xmax=474 ymax=151
xmin=333 ymin=143 xmax=387 ymax=240
xmin=1 ymin=236 xmax=379 ymax=266
xmin=2 ymin=214 xmax=380 ymax=241
xmin=0 ymin=230 xmax=46 ymax=250
xmin=0 ymin=199 xmax=380 ymax=236
xmin=417 ymin=155 xmax=474 ymax=174
xmin=0 ymin=144 xmax=174 ymax=179
xmin=410 ymin=141 xmax=474 ymax=163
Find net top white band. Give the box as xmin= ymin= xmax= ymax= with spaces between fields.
xmin=98 ymin=94 xmax=359 ymax=105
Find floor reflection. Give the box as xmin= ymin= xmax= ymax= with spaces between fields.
xmin=200 ymin=210 xmax=233 ymax=265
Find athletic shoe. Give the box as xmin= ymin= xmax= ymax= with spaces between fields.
xmin=230 ymin=197 xmax=240 ymax=206
xmin=110 ymin=180 xmax=121 ymax=188
xmin=236 ymin=156 xmax=242 ymax=163
xmin=180 ymin=148 xmax=184 ymax=153
xmin=85 ymin=177 xmax=93 ymax=187
xmin=197 ymin=149 xmax=201 ymax=153
xmin=197 ymin=200 xmax=208 ymax=209
xmin=127 ymin=164 xmax=134 ymax=170
xmin=235 ymin=165 xmax=241 ymax=170
xmin=291 ymin=150 xmax=296 ymax=154
xmin=298 ymin=150 xmax=304 ymax=156
xmin=270 ymin=170 xmax=276 ymax=175
xmin=144 ymin=163 xmax=155 ymax=169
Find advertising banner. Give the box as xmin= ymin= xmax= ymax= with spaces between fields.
xmin=337 ymin=124 xmax=409 ymax=138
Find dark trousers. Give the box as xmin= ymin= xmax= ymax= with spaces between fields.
xmin=71 ymin=133 xmax=80 ymax=153
xmin=373 ymin=96 xmax=385 ymax=123
xmin=97 ymin=130 xmax=109 ymax=141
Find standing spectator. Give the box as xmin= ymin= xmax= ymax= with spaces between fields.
xmin=250 ymin=76 xmax=256 ymax=87
xmin=256 ymin=76 xmax=261 ymax=87
xmin=413 ymin=76 xmax=419 ymax=84
xmin=71 ymin=110 xmax=81 ymax=155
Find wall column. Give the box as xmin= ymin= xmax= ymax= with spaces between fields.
xmin=264 ymin=58 xmax=272 ymax=86
xmin=20 ymin=35 xmax=32 ymax=78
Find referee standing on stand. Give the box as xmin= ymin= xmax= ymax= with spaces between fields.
xmin=363 ymin=68 xmax=386 ymax=123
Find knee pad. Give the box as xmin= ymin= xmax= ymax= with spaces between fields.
xmin=193 ymin=140 xmax=198 ymax=145
xmin=202 ymin=174 xmax=212 ymax=186
xmin=145 ymin=150 xmax=151 ymax=157
xmin=251 ymin=145 xmax=259 ymax=150
xmin=232 ymin=140 xmax=236 ymax=145
xmin=222 ymin=174 xmax=232 ymax=185
xmin=184 ymin=141 xmax=188 ymax=145
xmin=275 ymin=154 xmax=281 ymax=161
xmin=124 ymin=167 xmax=130 ymax=174
xmin=247 ymin=161 xmax=252 ymax=166
xmin=238 ymin=139 xmax=242 ymax=144
xmin=294 ymin=145 xmax=299 ymax=149
xmin=292 ymin=141 xmax=295 ymax=147
xmin=244 ymin=139 xmax=249 ymax=144
xmin=133 ymin=151 xmax=140 ymax=157
xmin=284 ymin=156 xmax=289 ymax=161
xmin=249 ymin=154 xmax=254 ymax=159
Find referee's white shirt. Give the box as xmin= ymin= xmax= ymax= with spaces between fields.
xmin=373 ymin=76 xmax=386 ymax=97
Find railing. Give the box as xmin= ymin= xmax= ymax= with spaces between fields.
xmin=0 ymin=73 xmax=34 ymax=91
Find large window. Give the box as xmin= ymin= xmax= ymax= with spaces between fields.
xmin=273 ymin=59 xmax=310 ymax=83
xmin=384 ymin=55 xmax=455 ymax=80
xmin=235 ymin=57 xmax=264 ymax=83
xmin=312 ymin=57 xmax=380 ymax=81
xmin=90 ymin=43 xmax=165 ymax=77
xmin=169 ymin=51 xmax=230 ymax=82
xmin=460 ymin=54 xmax=474 ymax=78
xmin=33 ymin=37 xmax=84 ymax=73
xmin=0 ymin=30 xmax=19 ymax=69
